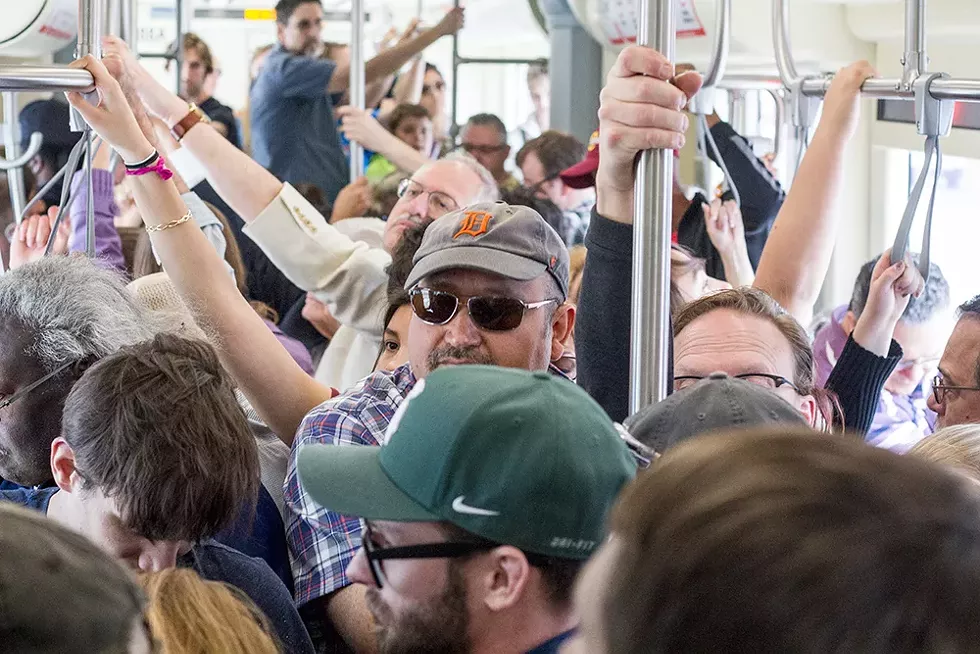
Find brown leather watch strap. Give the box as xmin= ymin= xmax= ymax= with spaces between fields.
xmin=170 ymin=103 xmax=211 ymax=142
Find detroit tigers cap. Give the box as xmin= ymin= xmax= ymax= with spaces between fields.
xmin=297 ymin=365 xmax=637 ymax=560
xmin=404 ymin=202 xmax=571 ymax=300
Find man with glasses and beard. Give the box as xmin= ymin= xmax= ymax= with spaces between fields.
xmin=296 ymin=365 xmax=636 ymax=654
xmin=284 ymin=203 xmax=575 ymax=651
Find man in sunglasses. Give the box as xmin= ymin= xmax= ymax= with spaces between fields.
xmin=284 ymin=202 xmax=574 ymax=651
xmin=927 ymin=295 xmax=980 ymax=428
xmin=296 ymin=365 xmax=636 ymax=654
xmin=813 ymin=252 xmax=952 ymax=452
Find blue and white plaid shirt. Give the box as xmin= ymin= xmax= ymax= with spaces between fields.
xmin=284 ymin=362 xmax=577 ymax=606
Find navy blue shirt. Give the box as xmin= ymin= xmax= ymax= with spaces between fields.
xmin=249 ymin=45 xmax=349 ymax=203
xmin=0 ymin=488 xmax=314 ymax=654
xmin=526 ymin=629 xmax=577 ymax=653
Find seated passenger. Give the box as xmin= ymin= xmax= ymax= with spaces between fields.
xmin=927 ymin=295 xmax=980 ymax=427
xmin=813 ymin=252 xmax=951 ymax=452
xmin=0 ymin=334 xmax=314 ymax=653
xmin=570 ymin=429 xmax=980 ymax=653
xmin=0 ymin=256 xmax=158 ymax=489
xmin=516 ymin=131 xmax=594 ymax=245
xmin=0 ymin=502 xmax=152 ymax=653
xmin=461 ymin=113 xmax=521 ymax=192
xmin=296 ymin=365 xmax=636 ymax=654
xmin=140 ymin=568 xmax=280 ymax=654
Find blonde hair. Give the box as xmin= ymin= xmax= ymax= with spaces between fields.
xmin=568 ymin=245 xmax=587 ymax=306
xmin=908 ymin=424 xmax=980 ymax=484
xmin=140 ymin=569 xmax=281 ymax=654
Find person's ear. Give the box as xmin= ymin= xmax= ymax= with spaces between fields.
xmin=478 ymin=546 xmax=533 ymax=613
xmin=50 ymin=437 xmax=81 ymax=494
xmin=550 ymin=304 xmax=575 ymax=362
xmin=799 ymin=395 xmax=818 ymax=428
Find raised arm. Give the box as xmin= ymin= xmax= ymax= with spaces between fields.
xmin=68 ymin=140 xmax=125 ymax=272
xmin=104 ymin=36 xmax=283 ymax=222
xmin=752 ymin=61 xmax=876 ymax=326
xmin=336 ymin=105 xmax=428 ymax=173
xmin=69 ymin=54 xmax=334 ymax=445
xmin=327 ymin=9 xmax=464 ymax=95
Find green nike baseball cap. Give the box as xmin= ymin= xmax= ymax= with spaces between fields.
xmin=297 ymin=366 xmax=637 ymax=560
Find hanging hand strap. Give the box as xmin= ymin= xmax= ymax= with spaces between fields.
xmin=891 ymin=135 xmax=941 ymax=283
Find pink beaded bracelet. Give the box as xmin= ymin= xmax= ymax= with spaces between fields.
xmin=125 ymin=155 xmax=174 ymax=181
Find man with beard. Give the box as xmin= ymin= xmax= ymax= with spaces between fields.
xmin=250 ymin=0 xmax=464 ymax=203
xmin=167 ymin=33 xmax=241 ymax=148
xmin=284 ymin=203 xmax=575 ymax=652
xmin=296 ymin=365 xmax=636 ymax=654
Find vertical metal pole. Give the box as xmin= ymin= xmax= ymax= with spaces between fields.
xmin=450 ymin=0 xmax=460 ymax=140
xmin=349 ymin=0 xmax=366 ymax=180
xmin=175 ymin=0 xmax=184 ymax=92
xmin=76 ymin=0 xmax=103 ymax=258
xmin=629 ymin=0 xmax=674 ymax=412
xmin=121 ymin=0 xmax=137 ymax=45
xmin=901 ymin=0 xmax=927 ymax=89
xmin=3 ymin=93 xmax=27 ymax=222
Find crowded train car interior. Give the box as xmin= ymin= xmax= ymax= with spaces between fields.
xmin=5 ymin=0 xmax=980 ymax=652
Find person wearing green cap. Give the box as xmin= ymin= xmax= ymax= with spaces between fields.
xmin=297 ymin=365 xmax=636 ymax=654
xmin=282 ymin=200 xmax=579 ymax=651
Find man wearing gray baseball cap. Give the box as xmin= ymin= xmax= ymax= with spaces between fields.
xmin=282 ymin=201 xmax=578 ymax=650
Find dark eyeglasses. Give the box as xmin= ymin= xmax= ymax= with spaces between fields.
xmin=409 ymin=288 xmax=557 ymax=332
xmin=673 ymin=373 xmax=800 ymax=393
xmin=528 ymin=175 xmax=560 ymax=196
xmin=461 ymin=143 xmax=507 ymax=155
xmin=422 ymin=81 xmax=446 ymax=94
xmin=0 ymin=360 xmax=75 ymax=419
xmin=396 ymin=178 xmax=459 ymax=217
xmin=932 ymin=373 xmax=980 ymax=405
xmin=362 ymin=522 xmax=550 ymax=589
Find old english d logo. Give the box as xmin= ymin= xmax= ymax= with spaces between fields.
xmin=453 ymin=211 xmax=493 ymax=239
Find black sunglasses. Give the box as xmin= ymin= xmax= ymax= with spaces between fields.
xmin=409 ymin=288 xmax=557 ymax=332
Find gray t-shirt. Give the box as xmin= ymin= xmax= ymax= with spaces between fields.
xmin=249 ymin=45 xmax=350 ymax=203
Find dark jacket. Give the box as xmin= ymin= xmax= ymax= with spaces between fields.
xmin=678 ymin=122 xmax=785 ymax=280
xmin=578 ymin=208 xmax=900 ymax=434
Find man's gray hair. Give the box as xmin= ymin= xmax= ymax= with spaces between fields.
xmin=849 ymin=253 xmax=950 ymax=323
xmin=0 ymin=256 xmax=161 ymax=373
xmin=440 ymin=150 xmax=500 ymax=204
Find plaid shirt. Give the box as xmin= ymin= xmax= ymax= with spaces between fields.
xmin=285 ymin=362 xmax=576 ymax=606
xmin=285 ymin=363 xmax=417 ymax=606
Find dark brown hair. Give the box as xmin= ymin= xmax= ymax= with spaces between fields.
xmin=387 ymin=104 xmax=432 ymax=134
xmin=182 ymin=33 xmax=215 ymax=75
xmin=515 ymin=131 xmax=586 ymax=181
xmin=62 ymin=333 xmax=259 ymax=542
xmin=603 ymin=427 xmax=980 ymax=653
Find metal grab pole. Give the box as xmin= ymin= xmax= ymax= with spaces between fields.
xmin=902 ymin=0 xmax=927 ymax=89
xmin=701 ymin=0 xmax=730 ymax=89
xmin=349 ymin=0 xmax=366 ymax=180
xmin=629 ymin=0 xmax=674 ymax=413
xmin=175 ymin=0 xmax=184 ymax=92
xmin=74 ymin=0 xmax=103 ymax=258
xmin=3 ymin=93 xmax=28 ymax=221
xmin=773 ymin=0 xmax=800 ymax=87
xmin=0 ymin=67 xmax=95 ymax=93
xmin=121 ymin=0 xmax=137 ymax=44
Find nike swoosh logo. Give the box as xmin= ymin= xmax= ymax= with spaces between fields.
xmin=452 ymin=496 xmax=500 ymax=517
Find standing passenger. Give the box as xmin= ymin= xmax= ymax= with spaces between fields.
xmin=250 ymin=0 xmax=464 ymax=202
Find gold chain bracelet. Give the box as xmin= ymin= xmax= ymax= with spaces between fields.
xmin=145 ymin=211 xmax=193 ymax=234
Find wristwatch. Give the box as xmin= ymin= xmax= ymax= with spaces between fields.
xmin=170 ymin=103 xmax=212 ymax=142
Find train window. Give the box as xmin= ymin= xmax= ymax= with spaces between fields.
xmin=884 ymin=148 xmax=980 ymax=307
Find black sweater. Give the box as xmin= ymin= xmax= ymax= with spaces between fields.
xmin=578 ymin=209 xmax=901 ymax=435
xmin=678 ymin=121 xmax=785 ymax=280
